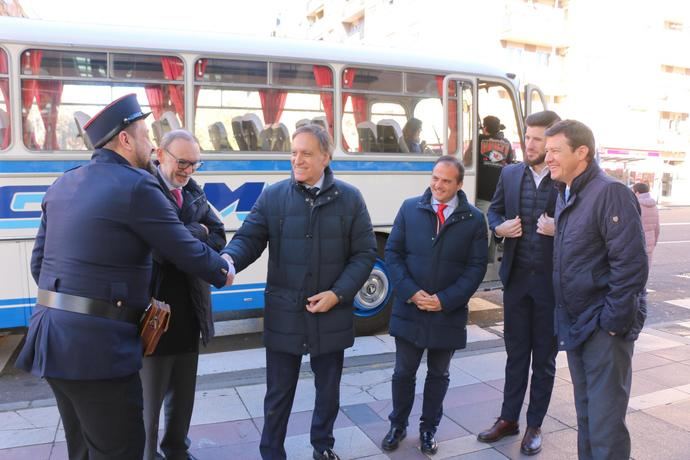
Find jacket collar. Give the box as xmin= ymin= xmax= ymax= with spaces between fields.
xmin=291 ymin=166 xmax=336 ymax=193
xmin=91 ymin=148 xmax=132 ymax=166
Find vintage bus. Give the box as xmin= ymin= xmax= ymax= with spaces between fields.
xmin=0 ymin=17 xmax=546 ymax=334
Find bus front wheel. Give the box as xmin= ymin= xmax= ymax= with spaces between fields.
xmin=354 ymin=235 xmax=393 ymax=336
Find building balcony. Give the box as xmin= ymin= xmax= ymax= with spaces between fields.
xmin=501 ymin=0 xmax=569 ymax=48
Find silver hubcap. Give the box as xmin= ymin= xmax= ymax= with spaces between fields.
xmin=355 ymin=267 xmax=389 ymax=311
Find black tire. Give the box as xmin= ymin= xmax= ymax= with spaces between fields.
xmin=354 ymin=234 xmax=394 ymax=336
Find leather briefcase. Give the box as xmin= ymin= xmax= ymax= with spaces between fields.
xmin=140 ymin=298 xmax=171 ymax=356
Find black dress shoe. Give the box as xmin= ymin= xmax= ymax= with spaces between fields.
xmin=381 ymin=426 xmax=407 ymax=451
xmin=420 ymin=431 xmax=438 ymax=455
xmin=313 ymin=448 xmax=340 ymax=460
xmin=477 ymin=418 xmax=519 ymax=443
xmin=520 ymin=426 xmax=542 ymax=455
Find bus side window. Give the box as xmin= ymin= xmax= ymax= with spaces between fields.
xmin=193 ymin=59 xmax=334 ymax=153
xmin=0 ymin=48 xmax=10 ymax=151
xmin=18 ymin=49 xmax=184 ymax=151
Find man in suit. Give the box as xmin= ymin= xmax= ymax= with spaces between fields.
xmin=16 ymin=94 xmax=234 ymax=460
xmin=222 ymin=124 xmax=376 ymax=460
xmin=381 ymin=155 xmax=488 ymax=455
xmin=478 ymin=111 xmax=561 ymax=455
xmin=141 ymin=129 xmax=226 ymax=460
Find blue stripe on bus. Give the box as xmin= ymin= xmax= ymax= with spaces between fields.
xmin=0 ymin=219 xmax=40 ymax=229
xmin=0 ymin=306 xmax=28 ymax=328
xmin=0 ymin=159 xmax=435 ymax=174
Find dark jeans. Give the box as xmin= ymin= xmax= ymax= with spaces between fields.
xmin=389 ymin=337 xmax=455 ymax=434
xmin=501 ymin=270 xmax=557 ymax=427
xmin=47 ymin=373 xmax=145 ymax=460
xmin=567 ymin=328 xmax=634 ymax=460
xmin=260 ymin=349 xmax=344 ymax=460
xmin=140 ymin=351 xmax=199 ymax=460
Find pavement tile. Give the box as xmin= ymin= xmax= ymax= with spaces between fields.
xmin=642 ymin=399 xmax=690 ymax=431
xmin=634 ymin=362 xmax=690 ymax=388
xmin=447 ymin=448 xmax=509 ymax=459
xmin=0 ymin=406 xmax=60 ymax=430
xmin=49 ymin=441 xmax=68 ymax=459
xmin=635 ymin=333 xmax=683 ymax=353
xmin=627 ymin=411 xmax=690 ymax=460
xmin=554 ymin=367 xmax=572 ymax=384
xmin=253 ymin=409 xmax=353 ymax=437
xmin=236 ymin=379 xmax=319 ymax=418
xmin=649 ymin=345 xmax=690 ymax=362
xmin=189 ymin=388 xmax=250 ymax=425
xmin=631 ymin=351 xmax=674 ymax=371
xmin=435 ymin=434 xmax=493 ymax=458
xmin=0 ymin=427 xmax=57 ymax=450
xmin=453 ymin=352 xmax=507 ymax=382
xmin=443 ymin=383 xmax=504 ymax=409
xmin=541 ymin=397 xmax=578 ymax=428
xmin=629 ymin=373 xmax=670 ymax=397
xmin=284 ymin=426 xmax=381 ymax=460
xmin=443 ymin=399 xmax=504 ymax=436
xmin=357 ymin=420 xmax=425 ymax=457
xmin=342 ymin=403 xmax=386 ymax=426
xmin=0 ymin=443 xmax=54 ymax=460
xmin=628 ymin=387 xmax=690 ymax=410
xmin=191 ymin=439 xmax=261 ymax=460
xmin=187 ymin=419 xmax=260 ymax=449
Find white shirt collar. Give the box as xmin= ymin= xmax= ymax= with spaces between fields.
xmin=529 ymin=164 xmax=550 ymax=188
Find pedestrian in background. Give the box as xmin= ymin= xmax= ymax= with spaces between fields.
xmin=632 ymin=182 xmax=660 ymax=265
xmin=546 ymin=119 xmax=647 ymax=460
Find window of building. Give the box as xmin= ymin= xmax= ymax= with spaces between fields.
xmin=664 ymin=20 xmax=683 ymax=31
xmin=19 ymin=49 xmax=184 ymax=151
xmin=194 ymin=59 xmax=334 ymax=152
xmin=341 ymin=67 xmax=450 ymax=155
xmin=0 ymin=48 xmax=10 ymax=150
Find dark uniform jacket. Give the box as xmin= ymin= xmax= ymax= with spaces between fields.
xmin=487 ymin=162 xmax=557 ymax=287
xmin=385 ymin=188 xmax=488 ymax=350
xmin=223 ymin=167 xmax=376 ymax=357
xmin=16 ymin=149 xmax=228 ymax=380
xmin=150 ymin=169 xmax=226 ymax=355
xmin=553 ymin=161 xmax=648 ymax=350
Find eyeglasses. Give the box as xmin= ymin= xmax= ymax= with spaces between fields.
xmin=163 ymin=148 xmax=204 ymax=171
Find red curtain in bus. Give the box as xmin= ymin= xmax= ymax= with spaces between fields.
xmin=312 ymin=65 xmax=335 ymax=137
xmin=258 ymin=89 xmax=287 ymax=125
xmin=145 ymin=85 xmax=165 ymax=120
xmin=0 ymin=52 xmax=10 ymax=149
xmin=195 ymin=59 xmax=208 ymax=106
xmin=161 ymin=57 xmax=185 ymax=124
xmin=436 ymin=76 xmax=457 ymax=154
xmin=20 ymin=51 xmax=44 ymax=149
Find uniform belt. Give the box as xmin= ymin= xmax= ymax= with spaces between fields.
xmin=37 ymin=289 xmax=143 ymax=325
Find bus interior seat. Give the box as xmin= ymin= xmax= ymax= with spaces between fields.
xmin=271 ymin=123 xmax=290 ymax=152
xmin=151 ymin=121 xmax=164 ymax=146
xmin=231 ymin=116 xmax=248 ymax=151
xmin=161 ymin=111 xmax=181 ymax=131
xmin=296 ymin=118 xmax=311 ymax=129
xmin=259 ymin=125 xmax=273 ymax=151
xmin=311 ymin=116 xmax=328 ymax=130
xmin=377 ymin=119 xmax=403 ymax=153
xmin=356 ymin=121 xmax=378 ymax=152
xmin=73 ymin=111 xmax=94 ymax=150
xmin=208 ymin=121 xmax=233 ymax=151
xmin=241 ymin=113 xmax=263 ymax=151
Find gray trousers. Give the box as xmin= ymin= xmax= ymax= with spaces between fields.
xmin=567 ymin=328 xmax=634 ymax=460
xmin=140 ymin=352 xmax=199 ymax=460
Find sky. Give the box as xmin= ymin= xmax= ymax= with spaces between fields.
xmin=19 ymin=0 xmax=281 ymax=36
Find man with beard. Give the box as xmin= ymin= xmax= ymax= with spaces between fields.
xmin=16 ymin=94 xmax=234 ymax=460
xmin=478 ymin=111 xmax=561 ymax=455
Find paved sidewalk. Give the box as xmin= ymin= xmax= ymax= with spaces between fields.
xmin=2 ymin=323 xmax=690 ymax=459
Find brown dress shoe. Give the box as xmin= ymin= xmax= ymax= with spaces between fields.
xmin=477 ymin=418 xmax=519 ymax=443
xmin=521 ymin=426 xmax=542 ymax=455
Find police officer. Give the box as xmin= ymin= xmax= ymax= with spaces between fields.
xmin=16 ymin=94 xmax=234 ymax=460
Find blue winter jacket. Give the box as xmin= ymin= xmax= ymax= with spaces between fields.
xmin=386 ymin=188 xmax=488 ymax=349
xmin=553 ymin=161 xmax=648 ymax=350
xmin=223 ymin=167 xmax=376 ymax=357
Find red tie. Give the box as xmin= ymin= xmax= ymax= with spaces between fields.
xmin=171 ymin=188 xmax=183 ymax=208
xmin=437 ymin=203 xmax=447 ymax=226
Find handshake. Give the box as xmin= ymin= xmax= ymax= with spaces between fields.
xmin=221 ymin=254 xmax=236 ymax=286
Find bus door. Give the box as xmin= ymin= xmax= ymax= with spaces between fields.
xmin=441 ymin=74 xmax=477 ymax=200
xmin=524 ymin=84 xmax=548 ymax=117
